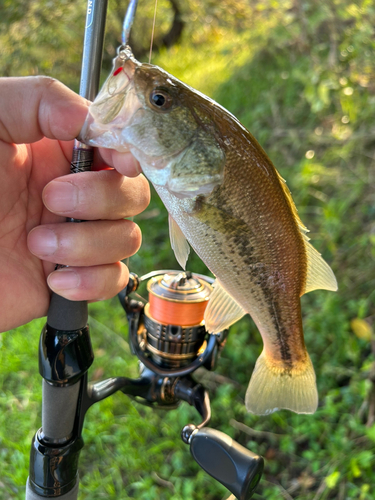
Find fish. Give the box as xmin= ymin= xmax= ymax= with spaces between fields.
xmin=78 ymin=46 xmax=338 ymax=415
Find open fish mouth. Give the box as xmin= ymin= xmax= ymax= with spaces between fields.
xmin=78 ymin=52 xmax=142 ymax=152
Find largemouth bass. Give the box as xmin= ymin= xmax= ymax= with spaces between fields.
xmin=79 ymin=47 xmax=337 ymax=415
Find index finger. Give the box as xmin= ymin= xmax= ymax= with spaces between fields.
xmin=0 ymin=76 xmax=89 ymax=144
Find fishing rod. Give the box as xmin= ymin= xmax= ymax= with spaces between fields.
xmin=25 ymin=1 xmax=264 ymax=499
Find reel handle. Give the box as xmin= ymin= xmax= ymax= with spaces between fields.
xmin=189 ymin=428 xmax=263 ymax=500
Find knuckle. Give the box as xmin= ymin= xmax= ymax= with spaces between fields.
xmin=34 ymin=75 xmax=58 ymax=89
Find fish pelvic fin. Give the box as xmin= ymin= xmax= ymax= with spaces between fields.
xmin=302 ymin=233 xmax=338 ymax=294
xmin=168 ymin=214 xmax=190 ymax=270
xmin=245 ymin=351 xmax=318 ymax=415
xmin=204 ymin=280 xmax=246 ymax=334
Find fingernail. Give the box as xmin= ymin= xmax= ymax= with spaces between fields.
xmin=48 ymin=270 xmax=80 ymax=291
xmin=43 ymin=181 xmax=78 ymax=213
xmin=28 ymin=227 xmax=58 ymax=256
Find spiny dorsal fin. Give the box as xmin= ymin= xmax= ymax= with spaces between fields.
xmin=302 ymin=233 xmax=338 ymax=294
xmin=204 ymin=279 xmax=246 ymax=333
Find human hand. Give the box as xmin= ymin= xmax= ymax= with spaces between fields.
xmin=0 ymin=76 xmax=150 ymax=332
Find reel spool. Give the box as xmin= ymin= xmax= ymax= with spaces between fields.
xmin=144 ymin=271 xmax=212 ymax=369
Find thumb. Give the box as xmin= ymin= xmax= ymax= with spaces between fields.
xmin=0 ymin=76 xmax=89 ymax=144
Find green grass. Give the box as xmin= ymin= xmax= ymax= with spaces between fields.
xmin=1 ymin=1 xmax=375 ymax=499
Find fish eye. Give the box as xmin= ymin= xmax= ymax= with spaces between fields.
xmin=149 ymin=89 xmax=172 ymax=110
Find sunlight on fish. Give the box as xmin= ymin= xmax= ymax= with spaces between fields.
xmin=78 ymin=46 xmax=337 ymax=416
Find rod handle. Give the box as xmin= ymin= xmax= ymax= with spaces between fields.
xmin=189 ymin=427 xmax=263 ymax=500
xmin=47 ymin=293 xmax=88 ymax=331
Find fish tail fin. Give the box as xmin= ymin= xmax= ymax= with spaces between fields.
xmin=245 ymin=351 xmax=318 ymax=415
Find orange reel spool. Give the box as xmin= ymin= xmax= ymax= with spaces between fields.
xmin=147 ymin=272 xmax=212 ymax=327
xmin=141 ymin=271 xmax=213 ymax=369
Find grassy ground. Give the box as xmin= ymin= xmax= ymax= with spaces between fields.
xmin=1 ymin=1 xmax=375 ymax=499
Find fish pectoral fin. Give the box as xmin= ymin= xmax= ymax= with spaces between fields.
xmin=302 ymin=234 xmax=338 ymax=294
xmin=169 ymin=214 xmax=190 ymax=270
xmin=245 ymin=351 xmax=318 ymax=415
xmin=204 ymin=280 xmax=246 ymax=334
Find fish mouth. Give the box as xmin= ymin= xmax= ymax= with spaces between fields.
xmin=78 ymin=55 xmax=141 ymax=152
xmin=78 ymin=108 xmax=135 ymax=153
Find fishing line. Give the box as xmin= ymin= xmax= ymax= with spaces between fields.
xmin=149 ymin=0 xmax=158 ymax=63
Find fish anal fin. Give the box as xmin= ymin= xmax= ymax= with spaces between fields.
xmin=204 ymin=280 xmax=246 ymax=334
xmin=245 ymin=351 xmax=318 ymax=415
xmin=169 ymin=214 xmax=190 ymax=270
xmin=302 ymin=234 xmax=338 ymax=294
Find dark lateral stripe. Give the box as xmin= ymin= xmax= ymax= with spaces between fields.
xmin=269 ymin=298 xmax=293 ymax=366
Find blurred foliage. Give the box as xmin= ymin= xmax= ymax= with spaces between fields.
xmin=1 ymin=0 xmax=375 ymax=499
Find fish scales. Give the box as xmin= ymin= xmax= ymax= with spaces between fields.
xmin=155 ymin=128 xmax=308 ymax=367
xmin=79 ymin=47 xmax=337 ymax=415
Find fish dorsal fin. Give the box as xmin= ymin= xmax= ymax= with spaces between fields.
xmin=276 ymin=171 xmax=308 ymax=233
xmin=204 ymin=279 xmax=246 ymax=334
xmin=275 ymin=171 xmax=337 ymax=294
xmin=168 ymin=214 xmax=190 ymax=270
xmin=302 ymin=233 xmax=338 ymax=294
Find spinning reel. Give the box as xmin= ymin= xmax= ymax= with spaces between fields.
xmin=120 ymin=269 xmax=264 ymax=498
xmin=27 ymin=269 xmax=264 ymax=500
